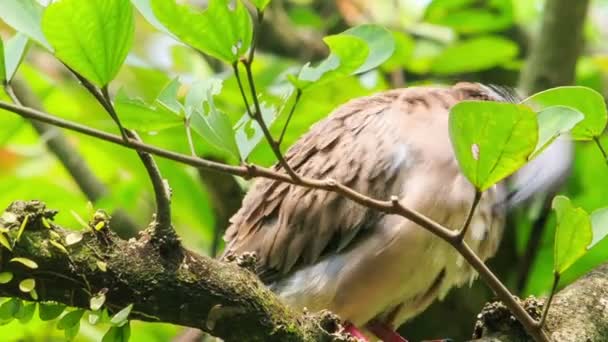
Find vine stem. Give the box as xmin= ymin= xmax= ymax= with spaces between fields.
xmin=0 ymin=100 xmax=549 ymax=341
xmin=593 ymin=136 xmax=608 ymax=165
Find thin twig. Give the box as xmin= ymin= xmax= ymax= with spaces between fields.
xmin=456 ymin=190 xmax=482 ymax=241
xmin=278 ymin=88 xmax=302 ymax=146
xmin=232 ymin=63 xmax=254 ymax=118
xmin=78 ymin=81 xmax=175 ymax=244
xmin=593 ymin=136 xmax=608 ymax=165
xmin=0 ymin=100 xmax=549 ymax=341
xmin=538 ymin=273 xmax=560 ymax=329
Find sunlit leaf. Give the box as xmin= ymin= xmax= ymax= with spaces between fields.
xmin=0 ymin=0 xmax=51 ymax=50
xmin=552 ymin=196 xmax=592 ymax=274
xmin=0 ymin=272 xmax=13 ymax=284
xmin=131 ymin=0 xmax=172 ymax=35
xmin=89 ymin=311 xmax=102 ymax=325
xmin=590 ymin=207 xmax=608 ymax=249
xmin=110 ymin=303 xmax=133 ymax=326
xmin=449 ymin=101 xmax=538 ymax=191
xmin=115 ymin=91 xmax=183 ymax=132
xmin=57 ymin=309 xmax=85 ymax=330
xmin=0 ymin=233 xmax=12 ymax=251
xmin=65 ymin=322 xmax=80 ymax=341
xmin=65 ymin=232 xmax=83 ymax=246
xmin=42 ymin=0 xmax=135 ymax=86
xmin=18 ymin=278 xmax=35 ymax=293
xmin=90 ymin=293 xmax=106 ymax=311
xmin=425 ymin=0 xmax=514 ymax=34
xmin=4 ymin=33 xmax=29 ymax=82
xmin=250 ymin=0 xmax=271 ymax=11
xmin=10 ymin=257 xmax=38 ymax=269
xmin=234 ymin=101 xmax=277 ymax=160
xmin=39 ymin=302 xmax=66 ymax=321
xmin=156 ymin=78 xmax=183 ymax=114
xmin=188 ymin=79 xmax=240 ymax=158
xmin=523 ymin=86 xmax=608 ymax=140
xmin=432 ymin=36 xmax=518 ymax=74
xmin=97 ymin=261 xmax=108 ymax=272
xmin=103 ymin=322 xmax=131 ymax=342
xmin=530 ymin=106 xmax=584 ymax=159
xmin=151 ymin=0 xmax=252 ymax=63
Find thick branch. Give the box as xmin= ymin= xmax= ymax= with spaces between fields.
xmin=0 ymin=201 xmax=340 ymax=342
xmin=519 ymin=0 xmax=590 ymax=94
xmin=473 ymin=263 xmax=608 ymax=341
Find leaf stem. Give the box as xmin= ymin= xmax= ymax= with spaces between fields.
xmin=538 ymin=273 xmax=560 ymax=329
xmin=593 ymin=136 xmax=608 ymax=165
xmin=278 ymin=88 xmax=302 ymax=147
xmin=456 ymin=190 xmax=482 ymax=241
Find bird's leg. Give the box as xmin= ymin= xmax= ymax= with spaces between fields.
xmin=342 ymin=321 xmax=369 ymax=341
xmin=366 ymin=320 xmax=408 ymax=342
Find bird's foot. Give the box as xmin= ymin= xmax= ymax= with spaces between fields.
xmin=342 ymin=321 xmax=368 ymax=341
xmin=366 ymin=320 xmax=408 ymax=342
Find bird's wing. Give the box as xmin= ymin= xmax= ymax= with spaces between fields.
xmin=222 ymin=83 xmax=503 ymax=283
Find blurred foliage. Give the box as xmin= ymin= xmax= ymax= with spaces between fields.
xmin=0 ymin=0 xmax=608 ymax=341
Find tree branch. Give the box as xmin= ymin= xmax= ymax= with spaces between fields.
xmin=3 ymin=79 xmax=139 ymax=237
xmin=0 ymin=200 xmax=341 ymax=342
xmin=0 ymin=100 xmax=547 ymax=340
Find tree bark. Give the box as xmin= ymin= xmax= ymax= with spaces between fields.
xmin=0 ymin=201 xmax=342 ymax=342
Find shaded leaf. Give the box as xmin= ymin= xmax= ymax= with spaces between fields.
xmin=552 ymin=196 xmax=592 ymax=274
xmin=39 ymin=302 xmax=66 ymax=321
xmin=151 ymin=0 xmax=252 ymax=63
xmin=432 ymin=36 xmax=518 ymax=74
xmin=523 ymin=86 xmax=608 ymax=140
xmin=57 ymin=309 xmax=85 ymax=330
xmin=42 ymin=0 xmax=135 ymax=86
xmin=103 ymin=322 xmax=131 ymax=342
xmin=449 ymin=101 xmax=538 ymax=191
xmin=590 ymin=207 xmax=608 ymax=249
xmin=65 ymin=322 xmax=80 ymax=341
xmin=15 ymin=302 xmax=36 ymax=323
xmin=530 ymin=106 xmax=584 ymax=159
xmin=115 ymin=91 xmax=183 ymax=132
xmin=0 ymin=0 xmax=51 ymax=49
xmin=131 ymin=0 xmax=172 ymax=35
xmin=97 ymin=261 xmax=108 ymax=272
xmin=16 ymin=214 xmax=29 ymax=242
xmin=0 ymin=298 xmax=21 ymax=320
xmin=234 ymin=101 xmax=276 ymax=160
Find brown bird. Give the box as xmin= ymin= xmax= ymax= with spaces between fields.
xmin=221 ymin=82 xmax=570 ymax=341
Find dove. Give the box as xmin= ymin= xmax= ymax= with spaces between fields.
xmin=221 ymin=82 xmax=571 ymax=341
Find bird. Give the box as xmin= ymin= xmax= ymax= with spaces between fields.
xmin=221 ymin=82 xmax=571 ymax=341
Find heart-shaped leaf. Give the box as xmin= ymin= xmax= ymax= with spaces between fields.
xmin=57 ymin=309 xmax=85 ymax=330
xmin=530 ymin=106 xmax=584 ymax=159
xmin=449 ymin=101 xmax=538 ymax=191
xmin=151 ymin=0 xmax=252 ymax=63
xmin=90 ymin=293 xmax=106 ymax=311
xmin=523 ymin=86 xmax=607 ymax=140
xmin=42 ymin=0 xmax=135 ymax=87
xmin=552 ymin=196 xmax=592 ymax=274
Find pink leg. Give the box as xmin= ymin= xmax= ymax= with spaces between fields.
xmin=366 ymin=320 xmax=408 ymax=342
xmin=343 ymin=321 xmax=368 ymax=341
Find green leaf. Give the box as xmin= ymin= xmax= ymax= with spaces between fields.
xmin=4 ymin=33 xmax=29 ymax=82
xmin=97 ymin=261 xmax=108 ymax=272
xmin=425 ymin=0 xmax=514 ymax=34
xmin=15 ymin=302 xmax=36 ymax=323
xmin=49 ymin=239 xmax=69 ymax=254
xmin=234 ymin=101 xmax=277 ymax=160
xmin=115 ymin=91 xmax=183 ymax=132
xmin=0 ymin=39 xmax=5 ymax=83
xmin=42 ymin=0 xmax=135 ymax=87
xmin=250 ymin=0 xmax=271 ymax=11
xmin=90 ymin=293 xmax=106 ymax=311
xmin=0 ymin=0 xmax=51 ymax=50
xmin=342 ymin=24 xmax=395 ymax=74
xmin=188 ymin=79 xmax=240 ymax=158
xmin=10 ymin=257 xmax=38 ymax=269
xmin=16 ymin=214 xmax=29 ymax=242
xmin=382 ymin=31 xmax=415 ymax=71
xmin=590 ymin=207 xmax=608 ymax=249
xmin=65 ymin=322 xmax=80 ymax=342
xmin=57 ymin=309 xmax=85 ymax=330
xmin=110 ymin=304 xmax=133 ymax=326
xmin=530 ymin=106 xmax=584 ymax=159
xmin=151 ymin=0 xmax=252 ymax=63
xmin=432 ymin=36 xmax=518 ymax=74
xmin=523 ymin=86 xmax=608 ymax=140
xmin=0 ymin=298 xmax=21 ymax=320
xmin=449 ymin=101 xmax=538 ymax=191
xmin=18 ymin=278 xmax=35 ymax=293
xmin=156 ymin=78 xmax=183 ymax=114
xmin=89 ymin=311 xmax=102 ymax=325
xmin=131 ymin=0 xmax=172 ymax=35
xmin=552 ymin=196 xmax=592 ymax=274
xmin=103 ymin=322 xmax=131 ymax=342
xmin=39 ymin=302 xmax=66 ymax=321
xmin=0 ymin=233 xmax=12 ymax=251
xmin=0 ymin=272 xmax=13 ymax=284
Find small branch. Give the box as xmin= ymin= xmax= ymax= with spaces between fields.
xmin=232 ymin=63 xmax=254 ymax=118
xmin=278 ymin=88 xmax=302 ymax=146
xmin=76 ymin=78 xmax=175 ymax=245
xmin=538 ymin=273 xmax=560 ymax=329
xmin=456 ymin=190 xmax=482 ymax=241
xmin=0 ymin=100 xmax=545 ymax=341
xmin=3 ymin=79 xmax=139 ymax=237
xmin=593 ymin=136 xmax=608 ymax=165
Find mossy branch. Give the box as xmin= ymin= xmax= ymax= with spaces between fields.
xmin=0 ymin=201 xmax=342 ymax=342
